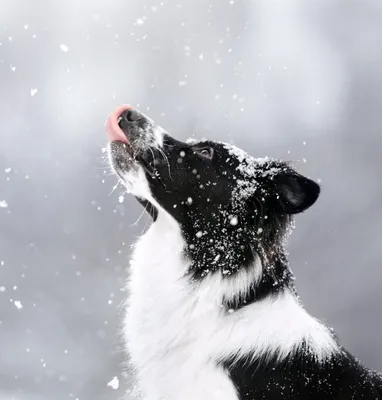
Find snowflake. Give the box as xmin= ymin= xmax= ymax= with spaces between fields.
xmin=60 ymin=44 xmax=69 ymax=52
xmin=107 ymin=376 xmax=119 ymax=390
xmin=14 ymin=300 xmax=23 ymax=309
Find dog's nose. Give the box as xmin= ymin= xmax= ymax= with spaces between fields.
xmin=121 ymin=109 xmax=141 ymax=123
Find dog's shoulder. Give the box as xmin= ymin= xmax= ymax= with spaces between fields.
xmin=224 ymin=347 xmax=382 ymax=400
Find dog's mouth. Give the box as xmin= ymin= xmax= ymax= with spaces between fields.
xmin=106 ymin=104 xmax=132 ymax=143
xmin=106 ymin=105 xmax=158 ymax=177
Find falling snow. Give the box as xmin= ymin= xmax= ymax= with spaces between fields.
xmin=14 ymin=300 xmax=23 ymax=310
xmin=230 ymin=216 xmax=238 ymax=226
xmin=107 ymin=376 xmax=119 ymax=390
xmin=60 ymin=44 xmax=69 ymax=52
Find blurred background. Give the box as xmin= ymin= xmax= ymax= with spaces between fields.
xmin=1 ymin=0 xmax=382 ymax=398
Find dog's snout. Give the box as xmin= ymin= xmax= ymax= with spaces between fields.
xmin=121 ymin=109 xmax=141 ymax=123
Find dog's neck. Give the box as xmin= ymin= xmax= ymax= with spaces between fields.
xmin=139 ymin=207 xmax=296 ymax=315
xmin=175 ymin=209 xmax=296 ymax=308
xmin=222 ymin=250 xmax=296 ymax=311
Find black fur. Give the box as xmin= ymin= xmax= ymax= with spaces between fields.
xmin=222 ymin=347 xmax=382 ymax=399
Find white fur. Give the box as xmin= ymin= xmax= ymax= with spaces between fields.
xmin=140 ymin=112 xmax=165 ymax=149
xmin=120 ymin=165 xmax=153 ymax=200
xmin=107 ymin=142 xmax=155 ymax=201
xmin=125 ymin=211 xmax=238 ymax=400
xmin=123 ymin=204 xmax=339 ymax=400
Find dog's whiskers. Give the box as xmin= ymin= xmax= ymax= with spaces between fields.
xmin=109 ymin=180 xmax=121 ymax=196
xmin=130 ymin=203 xmax=148 ymax=228
xmin=156 ymin=145 xmax=173 ymax=181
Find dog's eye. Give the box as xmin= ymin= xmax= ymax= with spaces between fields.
xmin=195 ymin=148 xmax=214 ymax=159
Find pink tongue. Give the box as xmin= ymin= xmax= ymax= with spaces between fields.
xmin=105 ymin=104 xmax=132 ymax=143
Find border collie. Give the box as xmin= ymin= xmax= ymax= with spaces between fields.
xmin=106 ymin=105 xmax=382 ymax=400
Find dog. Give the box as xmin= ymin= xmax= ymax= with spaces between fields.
xmin=106 ymin=105 xmax=382 ymax=400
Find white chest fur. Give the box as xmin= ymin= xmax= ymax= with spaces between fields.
xmin=124 ymin=213 xmax=238 ymax=400
xmin=123 ymin=212 xmax=338 ymax=400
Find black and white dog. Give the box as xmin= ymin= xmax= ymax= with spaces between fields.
xmin=106 ymin=105 xmax=382 ymax=400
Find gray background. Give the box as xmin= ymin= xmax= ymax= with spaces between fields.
xmin=1 ymin=0 xmax=382 ymax=399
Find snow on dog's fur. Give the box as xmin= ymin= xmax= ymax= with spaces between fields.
xmin=106 ymin=106 xmax=382 ymax=400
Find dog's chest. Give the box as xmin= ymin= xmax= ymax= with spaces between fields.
xmin=123 ymin=217 xmax=238 ymax=400
xmin=125 ymin=219 xmax=216 ymax=363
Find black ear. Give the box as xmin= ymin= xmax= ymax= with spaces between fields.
xmin=273 ymin=172 xmax=320 ymax=214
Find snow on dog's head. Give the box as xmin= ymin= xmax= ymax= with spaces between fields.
xmin=106 ymin=106 xmax=320 ymax=278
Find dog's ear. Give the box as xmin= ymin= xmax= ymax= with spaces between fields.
xmin=272 ymin=172 xmax=320 ymax=214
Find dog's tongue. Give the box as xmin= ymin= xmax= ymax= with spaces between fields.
xmin=105 ymin=104 xmax=132 ymax=143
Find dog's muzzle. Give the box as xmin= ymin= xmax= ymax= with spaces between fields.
xmin=106 ymin=105 xmax=164 ymax=155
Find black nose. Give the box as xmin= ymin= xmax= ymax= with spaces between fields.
xmin=121 ymin=109 xmax=141 ymax=123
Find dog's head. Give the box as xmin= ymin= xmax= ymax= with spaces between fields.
xmin=107 ymin=105 xmax=320 ymax=276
